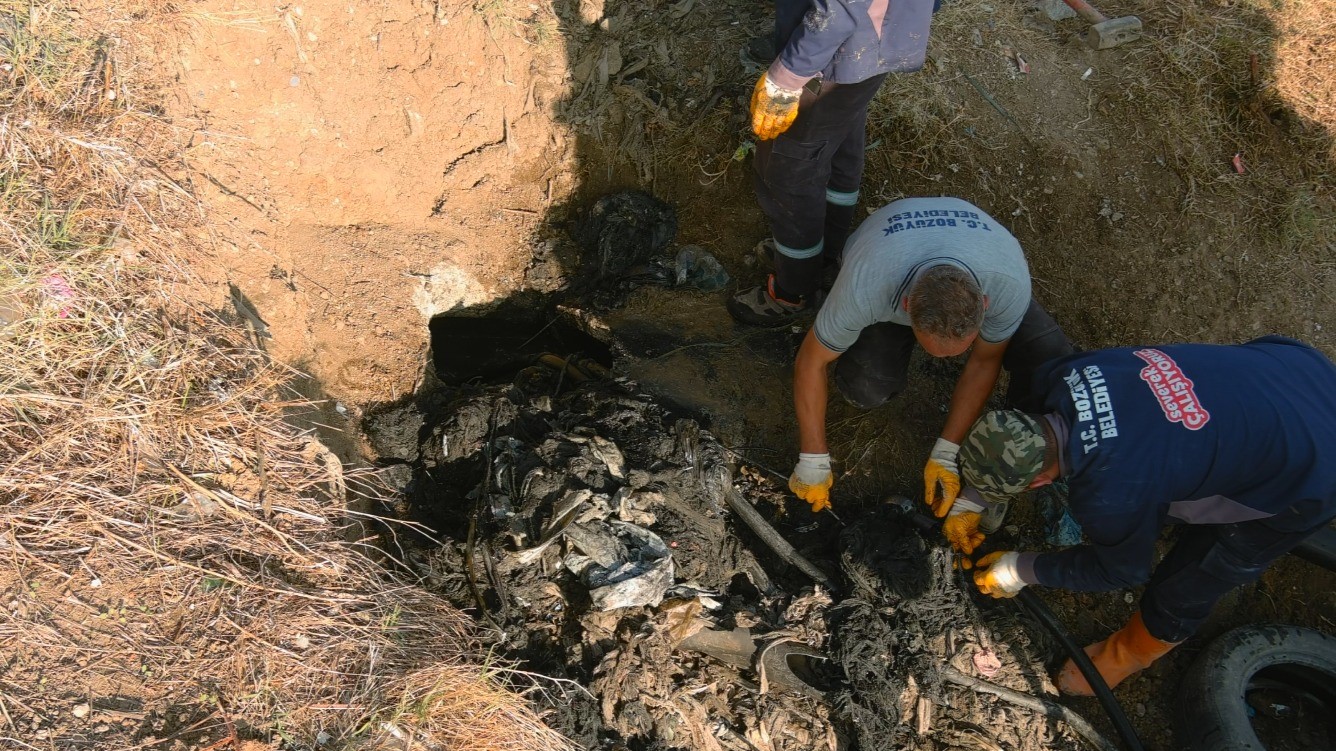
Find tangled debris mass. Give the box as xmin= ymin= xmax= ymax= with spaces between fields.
xmin=366 ymin=352 xmax=1094 ymax=751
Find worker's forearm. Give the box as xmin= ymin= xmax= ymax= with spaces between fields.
xmin=940 ymin=354 xmax=1004 ymax=443
xmin=794 ymin=355 xmax=830 ymax=454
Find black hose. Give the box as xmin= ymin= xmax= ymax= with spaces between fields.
xmin=1015 ymin=589 xmax=1146 ymax=751
xmin=1290 ymin=525 xmax=1336 ymax=572
xmin=885 ymin=499 xmax=1145 ymax=751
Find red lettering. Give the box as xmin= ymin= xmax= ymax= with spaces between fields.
xmin=1133 ymin=349 xmax=1211 ymax=430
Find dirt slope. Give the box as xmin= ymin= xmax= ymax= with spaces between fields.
xmin=172 ymin=0 xmax=574 ymax=405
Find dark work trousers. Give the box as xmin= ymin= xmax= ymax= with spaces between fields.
xmin=771 ymin=0 xmax=809 ymax=52
xmin=1140 ymin=506 xmax=1336 ymax=642
xmin=754 ymin=74 xmax=887 ymax=303
xmin=832 ymin=299 xmax=1075 ymax=410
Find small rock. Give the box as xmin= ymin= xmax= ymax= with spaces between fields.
xmin=1124 ymin=592 xmax=1135 ymax=604
xmin=1136 ymin=702 xmax=1146 ymax=716
xmin=1036 ymin=0 xmax=1077 ymax=21
xmin=1023 ymin=11 xmax=1057 ymax=33
xmin=72 ymin=703 xmax=90 ymax=719
xmin=376 ymin=464 xmax=415 ymax=492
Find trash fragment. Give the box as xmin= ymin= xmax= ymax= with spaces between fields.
xmin=1002 ymin=46 xmax=1029 ymax=74
xmin=1232 ymin=153 xmax=1246 ymax=174
xmin=971 ymin=28 xmax=984 ymax=47
xmin=1081 ymin=67 xmax=1094 ymax=80
xmin=569 ymin=521 xmax=675 ymax=610
xmin=973 ymin=648 xmax=1003 ymax=677
xmin=1038 ymin=482 xmax=1083 ymax=546
xmin=590 ymin=435 xmax=626 ymax=480
xmin=674 ymin=246 xmax=731 ymax=292
xmin=42 ymin=274 xmax=76 ymax=318
xmin=614 ymin=487 xmax=658 ymax=526
xmin=575 ymin=191 xmax=677 ymax=285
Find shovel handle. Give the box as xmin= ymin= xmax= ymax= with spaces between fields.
xmin=1061 ymin=0 xmax=1108 ymax=24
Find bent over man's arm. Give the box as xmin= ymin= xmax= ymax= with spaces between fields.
xmin=941 ymin=337 xmax=1008 ymax=444
xmin=795 ymin=329 xmax=841 ymax=453
xmin=925 ymin=338 xmax=1010 ymax=515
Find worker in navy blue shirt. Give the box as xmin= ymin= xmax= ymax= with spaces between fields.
xmin=729 ymin=0 xmax=938 ymax=326
xmin=947 ymin=336 xmax=1336 ymax=695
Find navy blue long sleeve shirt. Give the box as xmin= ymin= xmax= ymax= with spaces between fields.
xmin=767 ymin=0 xmax=936 ymax=89
xmin=1014 ymin=337 xmax=1336 ymax=592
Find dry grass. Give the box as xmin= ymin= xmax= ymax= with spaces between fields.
xmin=1271 ymin=0 xmax=1336 ymax=162
xmin=0 ymin=3 xmax=573 ymax=749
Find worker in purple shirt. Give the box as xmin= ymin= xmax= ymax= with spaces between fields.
xmin=729 ymin=0 xmax=938 ymax=326
xmin=956 ymin=337 xmax=1336 ymax=694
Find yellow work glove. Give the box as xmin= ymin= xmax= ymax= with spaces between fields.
xmin=750 ymin=73 xmax=801 ymax=141
xmin=973 ymin=551 xmax=1027 ymax=599
xmin=924 ymin=437 xmax=961 ymax=517
xmin=944 ymin=494 xmax=987 ymax=568
xmin=789 ymin=452 xmax=833 ymax=513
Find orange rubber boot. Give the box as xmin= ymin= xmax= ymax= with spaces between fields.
xmin=1056 ymin=612 xmax=1180 ymax=696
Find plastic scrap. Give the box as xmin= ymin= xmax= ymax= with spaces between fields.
xmin=43 ymin=274 xmax=76 ymax=318
xmin=566 ymin=521 xmax=676 ymax=610
xmin=972 ymin=648 xmax=1003 ymax=677
xmin=674 ymin=245 xmax=730 ymax=292
xmin=1038 ymin=481 xmax=1083 ymax=547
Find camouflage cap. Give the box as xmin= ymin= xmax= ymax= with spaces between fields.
xmin=959 ymin=410 xmax=1047 ymax=503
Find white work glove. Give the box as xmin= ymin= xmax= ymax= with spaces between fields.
xmin=973 ymin=551 xmax=1027 ymax=598
xmin=924 ymin=437 xmax=961 ymax=517
xmin=789 ymin=452 xmax=833 ymax=512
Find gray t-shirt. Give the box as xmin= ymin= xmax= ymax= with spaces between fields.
xmin=813 ymin=197 xmax=1031 ymax=353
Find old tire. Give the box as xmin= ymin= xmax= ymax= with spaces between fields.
xmin=1177 ymin=624 xmax=1336 ymax=751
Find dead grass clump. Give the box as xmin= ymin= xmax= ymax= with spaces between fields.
xmin=1271 ymin=0 xmax=1336 ymax=162
xmin=0 ymin=3 xmax=573 ymax=749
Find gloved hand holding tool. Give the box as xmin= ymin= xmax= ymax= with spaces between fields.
xmin=943 ymin=492 xmax=987 ymax=568
xmin=789 ymin=452 xmax=833 ymax=512
xmin=750 ymin=73 xmax=801 ymax=140
xmin=973 ymin=551 xmax=1026 ymax=598
xmin=924 ymin=437 xmax=961 ymax=517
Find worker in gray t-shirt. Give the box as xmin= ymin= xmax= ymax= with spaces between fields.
xmin=786 ymin=196 xmax=1074 ymax=522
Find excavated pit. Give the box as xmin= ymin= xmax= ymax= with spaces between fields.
xmin=356 ymin=192 xmax=1093 ymax=750
xmin=427 ymin=298 xmax=614 ymax=386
